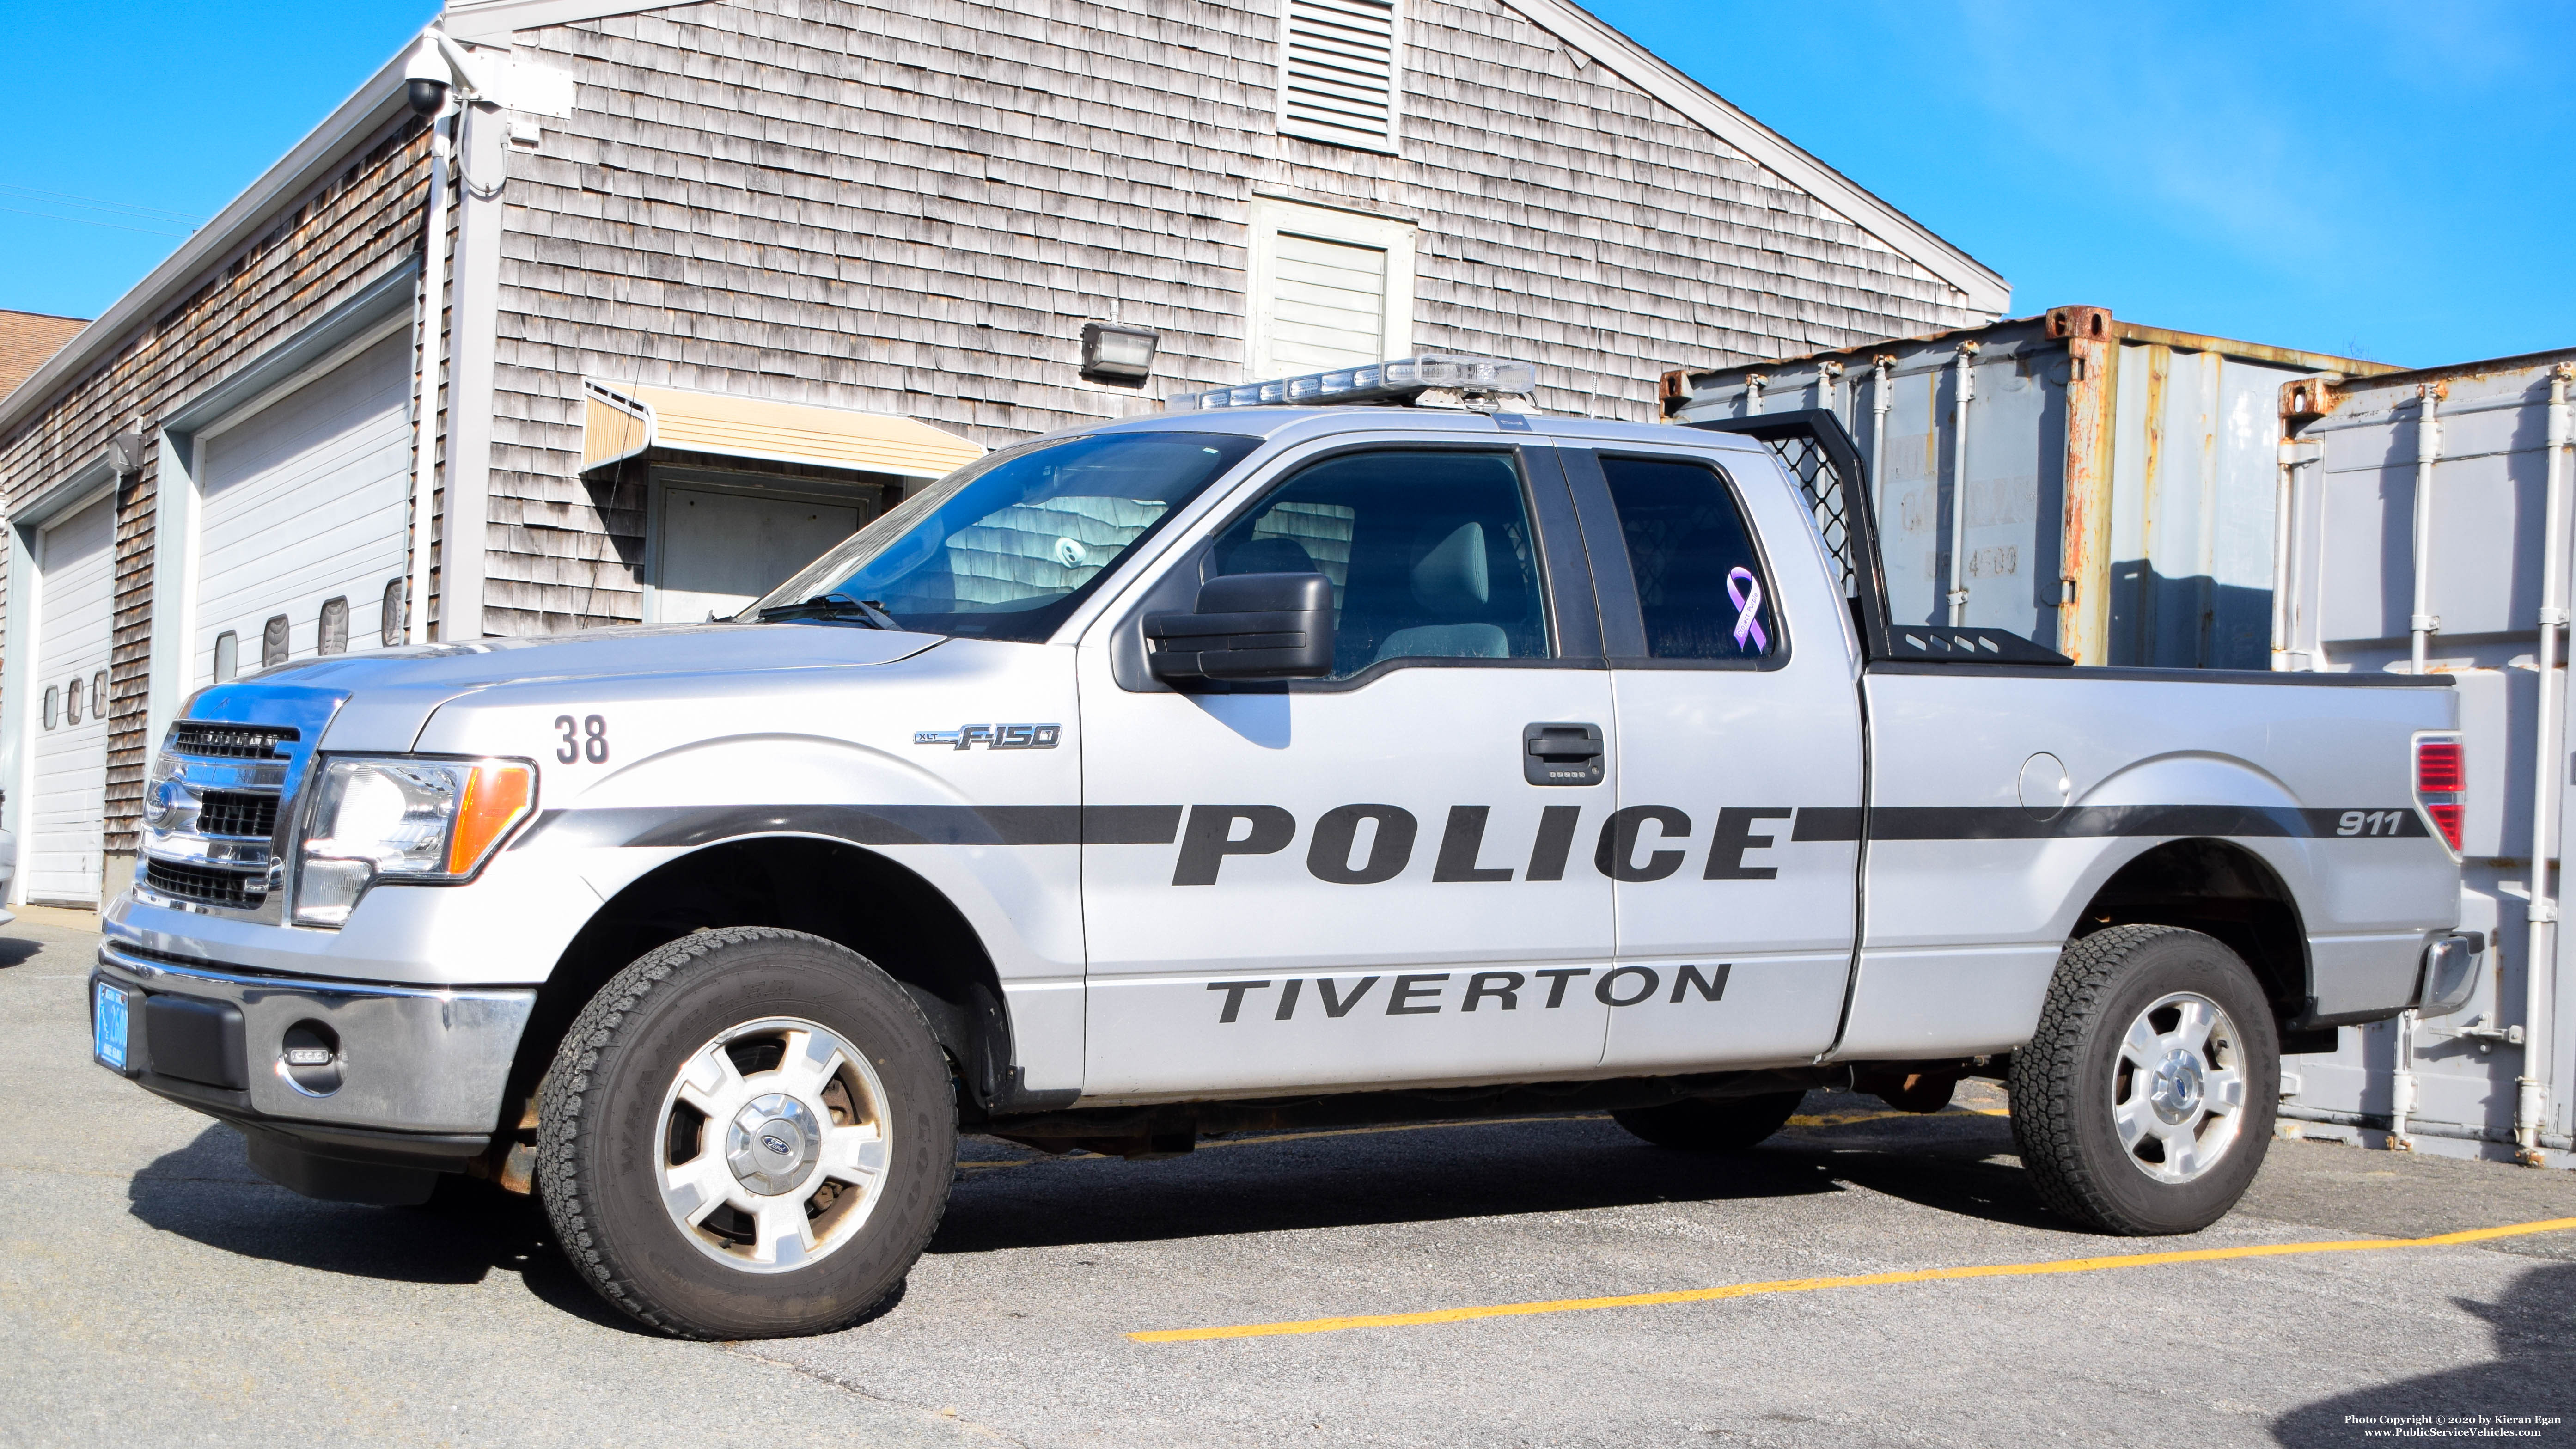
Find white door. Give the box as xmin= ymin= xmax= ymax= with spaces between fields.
xmin=1080 ymin=444 xmax=1618 ymax=1097
xmin=194 ymin=331 xmax=413 ymax=682
xmin=1564 ymin=446 xmax=1868 ymax=1071
xmin=28 ymin=494 xmax=116 ymax=905
xmin=654 ymin=487 xmax=862 ymax=623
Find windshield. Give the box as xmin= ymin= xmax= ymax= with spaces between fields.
xmin=748 ymin=430 xmax=1260 ymax=642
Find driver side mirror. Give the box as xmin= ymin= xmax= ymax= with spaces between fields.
xmin=1144 ymin=572 xmax=1335 ymax=683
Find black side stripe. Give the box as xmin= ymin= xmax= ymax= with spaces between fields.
xmin=512 ymin=802 xmax=2416 ymax=851
xmin=513 ymin=804 xmax=1183 ymax=850
xmin=1855 ymin=805 xmax=2425 ymax=841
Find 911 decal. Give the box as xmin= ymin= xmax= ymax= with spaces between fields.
xmin=1207 ymin=963 xmax=1729 ymax=1023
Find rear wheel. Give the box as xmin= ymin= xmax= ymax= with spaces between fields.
xmin=1612 ymin=1090 xmax=1807 ymax=1152
xmin=537 ymin=927 xmax=956 ymax=1339
xmin=2009 ymin=924 xmax=2279 ymax=1235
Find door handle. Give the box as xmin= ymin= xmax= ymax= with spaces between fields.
xmin=1524 ymin=722 xmax=1605 ymax=787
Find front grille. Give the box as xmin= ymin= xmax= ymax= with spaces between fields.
xmin=195 ymin=791 xmax=279 ymax=839
xmin=144 ymin=859 xmax=267 ymax=909
xmin=169 ymin=723 xmax=297 ymax=759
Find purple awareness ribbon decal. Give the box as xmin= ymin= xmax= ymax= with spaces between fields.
xmin=1726 ymin=566 xmax=1768 ymax=653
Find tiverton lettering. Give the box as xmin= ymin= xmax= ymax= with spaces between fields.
xmin=1205 ymin=963 xmax=1730 ymax=1022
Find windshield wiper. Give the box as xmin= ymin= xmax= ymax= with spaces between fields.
xmin=755 ymin=593 xmax=903 ymax=630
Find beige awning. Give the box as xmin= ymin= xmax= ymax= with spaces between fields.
xmin=580 ymin=380 xmax=984 ymax=481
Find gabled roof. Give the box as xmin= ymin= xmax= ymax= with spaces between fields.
xmin=444 ymin=0 xmax=2010 ymax=313
xmin=1500 ymin=0 xmax=2006 ymax=314
xmin=0 ymin=311 xmax=90 ymax=405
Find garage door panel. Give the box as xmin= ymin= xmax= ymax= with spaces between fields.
xmin=27 ymin=493 xmax=116 ymax=905
xmin=194 ymin=333 xmax=413 ymax=683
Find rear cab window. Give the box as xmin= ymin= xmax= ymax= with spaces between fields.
xmin=1593 ymin=453 xmax=1784 ymax=666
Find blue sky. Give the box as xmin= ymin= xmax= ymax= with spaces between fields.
xmin=4 ymin=1 xmax=2570 ymax=368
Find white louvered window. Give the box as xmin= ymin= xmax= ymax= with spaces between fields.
xmin=1280 ymin=0 xmax=1401 ymax=153
xmin=1246 ymin=199 xmax=1417 ymax=380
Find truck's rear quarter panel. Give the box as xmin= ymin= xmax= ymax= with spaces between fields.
xmin=1839 ymin=665 xmax=2459 ymax=1059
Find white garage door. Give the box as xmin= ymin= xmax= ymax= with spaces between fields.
xmin=194 ymin=332 xmax=413 ymax=684
xmin=27 ymin=493 xmax=116 ymax=905
xmin=653 ymin=486 xmax=863 ymax=623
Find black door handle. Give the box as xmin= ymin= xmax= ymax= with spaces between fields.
xmin=1524 ymin=722 xmax=1605 ymax=786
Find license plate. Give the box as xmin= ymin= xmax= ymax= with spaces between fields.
xmin=93 ymin=981 xmax=129 ymax=1072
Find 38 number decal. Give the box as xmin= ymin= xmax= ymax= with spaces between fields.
xmin=555 ymin=714 xmax=610 ymax=764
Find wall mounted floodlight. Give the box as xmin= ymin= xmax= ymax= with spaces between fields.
xmin=1080 ymin=322 xmax=1160 ymax=385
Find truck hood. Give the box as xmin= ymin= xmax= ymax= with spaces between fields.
xmin=183 ymin=623 xmax=944 ymax=754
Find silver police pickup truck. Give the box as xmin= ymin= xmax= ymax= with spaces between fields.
xmin=93 ymin=356 xmax=2474 ymax=1339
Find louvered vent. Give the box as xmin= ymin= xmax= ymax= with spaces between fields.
xmin=1282 ymin=0 xmax=1399 ymax=151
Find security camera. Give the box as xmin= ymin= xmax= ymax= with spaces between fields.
xmin=403 ymin=36 xmax=452 ymax=116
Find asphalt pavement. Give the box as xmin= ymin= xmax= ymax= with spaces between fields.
xmin=4 ymin=916 xmax=2571 ymax=1448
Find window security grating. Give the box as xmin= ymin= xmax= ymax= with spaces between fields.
xmin=1282 ymin=0 xmax=1398 ymax=151
xmin=1755 ymin=431 xmax=1856 ymax=597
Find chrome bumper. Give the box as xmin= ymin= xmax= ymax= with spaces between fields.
xmin=93 ymin=940 xmax=535 ymax=1137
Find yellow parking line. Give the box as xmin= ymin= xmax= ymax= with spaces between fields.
xmin=1128 ymin=1216 xmax=2576 ymax=1344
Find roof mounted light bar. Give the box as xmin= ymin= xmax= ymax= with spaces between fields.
xmin=1169 ymin=355 xmax=1540 ymax=413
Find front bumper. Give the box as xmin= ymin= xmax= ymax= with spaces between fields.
xmin=91 ymin=940 xmax=536 ymax=1156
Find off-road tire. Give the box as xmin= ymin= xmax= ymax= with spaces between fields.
xmin=1612 ymin=1090 xmax=1808 ymax=1152
xmin=536 ymin=927 xmax=956 ymax=1339
xmin=2009 ymin=924 xmax=2279 ymax=1235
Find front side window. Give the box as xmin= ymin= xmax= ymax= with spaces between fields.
xmin=755 ymin=431 xmax=1260 ymax=643
xmin=1598 ymin=454 xmax=1782 ymax=662
xmin=1209 ymin=448 xmax=1548 ymax=679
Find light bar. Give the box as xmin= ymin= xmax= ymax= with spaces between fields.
xmin=1170 ymin=355 xmax=1539 ymax=411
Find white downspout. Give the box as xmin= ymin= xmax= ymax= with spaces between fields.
xmin=1947 ymin=342 xmax=1979 ymax=625
xmin=2524 ymin=362 xmax=2575 ymax=1165
xmin=1745 ymin=373 xmax=1767 ymax=417
xmin=2410 ymin=385 xmax=2442 ymax=673
xmin=1816 ymin=361 xmax=1843 ymax=421
xmin=406 ymin=107 xmax=453 ymax=644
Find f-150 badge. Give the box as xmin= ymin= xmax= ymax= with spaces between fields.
xmin=914 ymin=723 xmax=1062 ymax=750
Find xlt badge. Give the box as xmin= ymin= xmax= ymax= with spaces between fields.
xmin=914 ymin=723 xmax=1062 ymax=750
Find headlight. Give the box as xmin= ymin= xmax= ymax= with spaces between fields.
xmin=294 ymin=757 xmax=535 ymax=927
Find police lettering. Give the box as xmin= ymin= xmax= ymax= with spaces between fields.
xmin=1170 ymin=802 xmax=1807 ymax=885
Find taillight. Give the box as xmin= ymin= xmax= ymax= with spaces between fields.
xmin=2414 ymin=735 xmax=2465 ymax=854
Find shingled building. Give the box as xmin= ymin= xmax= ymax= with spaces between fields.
xmin=0 ymin=0 xmax=2004 ymax=906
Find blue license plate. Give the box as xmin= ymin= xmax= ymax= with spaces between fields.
xmin=93 ymin=981 xmax=129 ymax=1072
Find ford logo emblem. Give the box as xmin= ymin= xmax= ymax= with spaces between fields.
xmin=760 ymin=1133 xmax=791 ymax=1156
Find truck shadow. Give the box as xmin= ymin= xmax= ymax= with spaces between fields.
xmin=928 ymin=1102 xmax=2048 ymax=1254
xmin=125 ymin=1123 xmax=633 ymax=1331
xmin=2271 ymin=1260 xmax=2576 ymax=1445
xmin=0 ymin=935 xmax=48 ymax=968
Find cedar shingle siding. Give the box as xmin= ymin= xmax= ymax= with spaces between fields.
xmin=488 ymin=0 xmax=1987 ymax=631
xmin=0 ymin=0 xmax=1996 ymax=863
xmin=0 ymin=121 xmax=431 ymax=854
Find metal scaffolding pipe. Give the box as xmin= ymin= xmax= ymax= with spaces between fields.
xmin=1870 ymin=355 xmax=1893 ymax=497
xmin=2410 ymin=385 xmax=2442 ymax=673
xmin=1947 ymin=343 xmax=1978 ymax=625
xmin=2524 ymin=362 xmax=2575 ymax=1164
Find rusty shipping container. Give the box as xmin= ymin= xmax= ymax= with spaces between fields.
xmin=2274 ymin=350 xmax=2576 ymax=1168
xmin=1663 ymin=308 xmax=2395 ymax=666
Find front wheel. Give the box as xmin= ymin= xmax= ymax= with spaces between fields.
xmin=2009 ymin=924 xmax=2279 ymax=1235
xmin=536 ymin=928 xmax=957 ymax=1338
